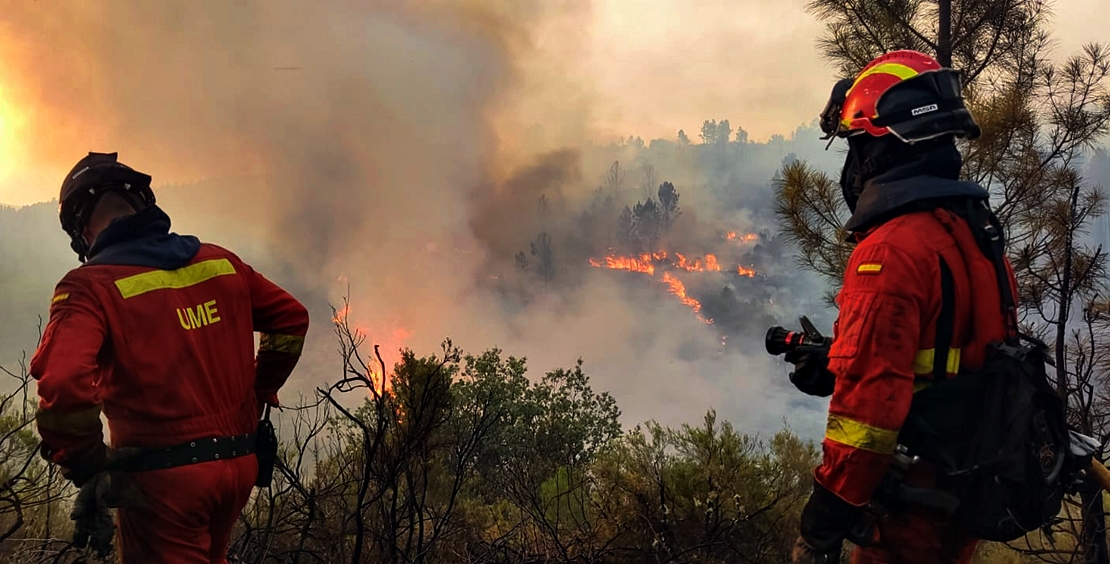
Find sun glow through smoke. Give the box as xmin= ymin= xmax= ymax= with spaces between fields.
xmin=0 ymin=78 xmax=27 ymax=187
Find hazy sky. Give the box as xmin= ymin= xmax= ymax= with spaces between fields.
xmin=579 ymin=0 xmax=1110 ymax=142
xmin=0 ymin=0 xmax=1106 ymax=207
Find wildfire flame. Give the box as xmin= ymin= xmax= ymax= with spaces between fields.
xmin=330 ymin=302 xmax=411 ymax=393
xmin=588 ymin=251 xmax=726 ymax=274
xmin=673 ymin=253 xmax=722 ymax=272
xmin=588 ymin=249 xmax=760 ymax=324
xmin=726 ymin=231 xmax=759 ymax=243
xmin=332 ymin=303 xmax=350 ymax=324
xmin=589 ymin=254 xmax=658 ymax=275
xmin=661 ymin=272 xmax=711 ymax=324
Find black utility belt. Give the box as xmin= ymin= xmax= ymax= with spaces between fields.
xmin=120 ymin=433 xmax=257 ymax=473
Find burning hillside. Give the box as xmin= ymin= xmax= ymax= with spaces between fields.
xmin=587 ymin=233 xmax=760 ymax=324
xmin=0 ymin=0 xmax=840 ymax=457
xmin=661 ymin=272 xmax=709 ymax=324
xmin=727 ymin=231 xmax=759 ymax=243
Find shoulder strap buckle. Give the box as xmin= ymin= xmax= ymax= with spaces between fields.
xmin=982 ymin=222 xmax=1000 ymax=242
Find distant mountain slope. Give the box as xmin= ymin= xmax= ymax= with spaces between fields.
xmin=0 ymin=203 xmax=73 ymax=360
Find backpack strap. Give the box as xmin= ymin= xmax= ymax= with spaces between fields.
xmin=962 ymin=200 xmax=1020 ymax=341
xmin=929 ymin=197 xmax=1012 ymax=381
xmin=933 ymin=257 xmax=956 ymax=380
xmin=921 ymin=197 xmax=1016 ymax=382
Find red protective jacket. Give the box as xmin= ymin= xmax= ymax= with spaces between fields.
xmin=31 ymin=208 xmax=309 ymax=478
xmin=816 ymin=204 xmax=1018 ymax=508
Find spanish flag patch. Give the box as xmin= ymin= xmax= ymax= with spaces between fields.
xmin=857 ymin=263 xmax=883 ymax=275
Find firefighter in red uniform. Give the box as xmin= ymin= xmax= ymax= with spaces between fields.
xmin=30 ymin=152 xmax=310 ymax=563
xmin=785 ymin=51 xmax=1021 ymax=563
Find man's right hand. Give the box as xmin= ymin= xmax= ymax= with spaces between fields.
xmin=68 ymin=446 xmax=147 ymax=557
xmin=785 ymin=345 xmax=836 ymax=397
xmin=791 ymin=536 xmax=842 ymax=563
xmin=70 ymin=472 xmax=114 ymax=558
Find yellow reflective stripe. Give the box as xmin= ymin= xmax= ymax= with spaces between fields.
xmin=843 ymin=63 xmax=924 ymax=128
xmin=51 ymin=292 xmax=70 ymax=304
xmin=857 ymin=263 xmax=882 ymax=274
xmin=852 ymin=62 xmax=920 ymax=88
xmin=259 ymin=333 xmax=305 ymax=355
xmin=115 ymin=258 xmax=236 ymax=299
xmin=825 ymin=413 xmax=899 ymax=454
xmin=36 ymin=405 xmax=102 ymax=434
xmin=912 ymin=348 xmax=961 ymax=375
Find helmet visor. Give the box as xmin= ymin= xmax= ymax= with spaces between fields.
xmin=871 ymin=69 xmax=981 ymax=142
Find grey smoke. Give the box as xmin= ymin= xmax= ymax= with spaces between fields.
xmin=0 ymin=1 xmax=857 ymax=442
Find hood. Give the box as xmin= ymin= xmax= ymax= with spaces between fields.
xmin=844 ymin=140 xmax=989 ymax=233
xmin=845 ymin=176 xmax=990 ymax=233
xmin=83 ymin=204 xmax=201 ymax=269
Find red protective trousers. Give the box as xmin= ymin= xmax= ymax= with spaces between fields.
xmin=852 ymin=508 xmax=979 ymax=563
xmin=117 ymin=457 xmax=257 ymax=563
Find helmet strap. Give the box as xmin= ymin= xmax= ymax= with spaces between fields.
xmin=840 ymin=142 xmax=865 ymax=212
xmin=839 ymin=135 xmax=911 ymax=211
xmin=70 ymin=233 xmax=91 ymax=263
xmin=65 ymin=191 xmax=103 ymax=263
xmin=63 ymin=184 xmax=151 ymax=263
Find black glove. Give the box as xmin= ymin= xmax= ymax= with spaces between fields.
xmin=791 ymin=535 xmax=841 ymax=564
xmin=71 ymin=472 xmax=115 ymax=558
xmin=799 ymin=481 xmax=866 ymax=554
xmin=785 ymin=345 xmax=835 ymax=397
xmin=68 ymin=447 xmax=147 ymax=558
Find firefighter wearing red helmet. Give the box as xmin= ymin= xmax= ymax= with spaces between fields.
xmin=785 ymin=51 xmax=1019 ymax=563
xmin=30 ymin=152 xmax=310 ymax=563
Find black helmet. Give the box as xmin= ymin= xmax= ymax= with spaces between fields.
xmin=59 ymin=152 xmax=155 ymax=262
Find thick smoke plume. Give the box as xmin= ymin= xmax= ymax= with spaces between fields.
xmin=0 ymin=1 xmax=832 ymax=438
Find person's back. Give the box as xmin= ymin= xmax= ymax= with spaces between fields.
xmin=31 ymin=152 xmax=310 ymax=563
xmin=46 ymin=239 xmax=306 ymax=449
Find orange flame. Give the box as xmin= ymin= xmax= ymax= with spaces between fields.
xmin=726 ymin=232 xmax=759 ymax=243
xmin=661 ymin=272 xmax=711 ymax=324
xmin=332 ymin=303 xmax=351 ymax=324
xmin=593 ymin=253 xmax=656 ymax=274
xmin=589 ymin=251 xmax=742 ymax=277
xmin=670 ymin=253 xmax=723 ymax=272
xmin=588 ymin=250 xmax=758 ymax=324
xmin=705 ymin=254 xmax=721 ymax=271
xmin=330 ymin=302 xmax=411 ymax=393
